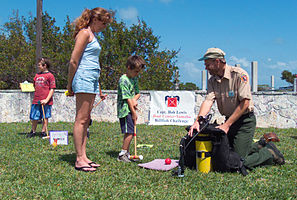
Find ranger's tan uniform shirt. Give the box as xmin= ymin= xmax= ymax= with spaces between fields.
xmin=205 ymin=65 xmax=254 ymax=117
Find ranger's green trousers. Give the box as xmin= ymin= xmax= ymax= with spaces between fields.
xmin=227 ymin=112 xmax=274 ymax=169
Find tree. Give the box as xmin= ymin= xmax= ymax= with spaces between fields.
xmin=0 ymin=11 xmax=35 ymax=89
xmin=281 ymin=70 xmax=296 ymax=85
xmin=178 ymin=82 xmax=199 ymax=90
xmin=0 ymin=12 xmax=179 ymax=90
xmin=99 ymin=19 xmax=179 ymax=90
xmin=25 ymin=13 xmax=74 ymax=88
xmin=0 ymin=11 xmax=74 ymax=89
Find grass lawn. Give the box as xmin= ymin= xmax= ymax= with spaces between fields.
xmin=0 ymin=121 xmax=296 ymax=199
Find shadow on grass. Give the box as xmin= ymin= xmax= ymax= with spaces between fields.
xmin=67 ymin=132 xmax=73 ymax=136
xmin=18 ymin=132 xmax=29 ymax=136
xmin=18 ymin=132 xmax=28 ymax=135
xmin=17 ymin=132 xmax=46 ymax=138
xmin=106 ymin=150 xmax=119 ymax=158
xmin=60 ymin=153 xmax=76 ymax=166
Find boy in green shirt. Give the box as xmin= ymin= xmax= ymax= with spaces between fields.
xmin=117 ymin=55 xmax=146 ymax=162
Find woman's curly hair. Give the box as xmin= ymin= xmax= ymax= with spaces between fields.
xmin=73 ymin=7 xmax=113 ymax=38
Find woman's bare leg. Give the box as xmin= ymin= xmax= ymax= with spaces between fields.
xmin=73 ymin=93 xmax=96 ymax=171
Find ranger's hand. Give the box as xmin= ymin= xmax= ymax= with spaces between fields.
xmin=188 ymin=121 xmax=200 ymax=137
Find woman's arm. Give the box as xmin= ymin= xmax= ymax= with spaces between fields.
xmin=67 ymin=29 xmax=90 ymax=93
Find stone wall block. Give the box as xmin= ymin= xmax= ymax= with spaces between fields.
xmin=1 ymin=90 xmax=296 ymax=128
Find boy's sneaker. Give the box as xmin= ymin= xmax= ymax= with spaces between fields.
xmin=27 ymin=130 xmax=36 ymax=138
xmin=266 ymin=142 xmax=285 ymax=165
xmin=117 ymin=152 xmax=131 ymax=162
xmin=41 ymin=132 xmax=47 ymax=137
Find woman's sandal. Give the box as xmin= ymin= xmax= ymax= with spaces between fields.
xmin=88 ymin=162 xmax=100 ymax=168
xmin=75 ymin=166 xmax=96 ymax=172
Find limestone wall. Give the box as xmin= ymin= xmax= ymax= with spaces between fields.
xmin=0 ymin=90 xmax=296 ymax=128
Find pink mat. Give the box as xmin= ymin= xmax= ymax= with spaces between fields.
xmin=138 ymin=159 xmax=179 ymax=171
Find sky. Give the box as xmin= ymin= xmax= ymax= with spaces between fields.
xmin=1 ymin=0 xmax=296 ymax=89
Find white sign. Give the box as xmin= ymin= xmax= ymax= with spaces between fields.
xmin=49 ymin=131 xmax=68 ymax=145
xmin=149 ymin=91 xmax=195 ymax=125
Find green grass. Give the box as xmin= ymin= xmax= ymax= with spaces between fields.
xmin=0 ymin=122 xmax=296 ymax=200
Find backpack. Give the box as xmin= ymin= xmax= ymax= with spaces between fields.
xmin=200 ymin=124 xmax=248 ymax=175
xmin=173 ymin=115 xmax=211 ymax=177
xmin=173 ymin=115 xmax=248 ymax=177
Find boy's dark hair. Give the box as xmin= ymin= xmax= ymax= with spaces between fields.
xmin=126 ymin=55 xmax=145 ymax=70
xmin=38 ymin=57 xmax=51 ymax=69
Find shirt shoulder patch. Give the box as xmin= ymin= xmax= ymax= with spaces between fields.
xmin=240 ymin=74 xmax=248 ymax=83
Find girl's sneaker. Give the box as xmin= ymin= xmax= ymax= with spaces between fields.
xmin=27 ymin=130 xmax=36 ymax=138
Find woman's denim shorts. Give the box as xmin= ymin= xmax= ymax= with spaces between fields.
xmin=72 ymin=68 xmax=100 ymax=94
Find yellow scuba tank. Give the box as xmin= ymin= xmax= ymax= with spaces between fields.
xmin=195 ymin=133 xmax=212 ymax=173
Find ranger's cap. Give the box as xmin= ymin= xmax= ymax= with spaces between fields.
xmin=198 ymin=47 xmax=226 ymax=61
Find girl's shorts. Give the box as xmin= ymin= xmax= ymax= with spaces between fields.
xmin=119 ymin=113 xmax=135 ymax=134
xmin=72 ymin=68 xmax=100 ymax=94
xmin=30 ymin=104 xmax=52 ymax=120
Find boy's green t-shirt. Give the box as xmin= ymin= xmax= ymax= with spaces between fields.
xmin=117 ymin=74 xmax=139 ymax=118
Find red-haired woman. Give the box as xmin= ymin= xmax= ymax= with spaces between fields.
xmin=67 ymin=7 xmax=113 ymax=172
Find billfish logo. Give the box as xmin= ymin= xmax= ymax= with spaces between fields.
xmin=165 ymin=96 xmax=180 ymax=107
xmin=240 ymin=74 xmax=248 ymax=83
